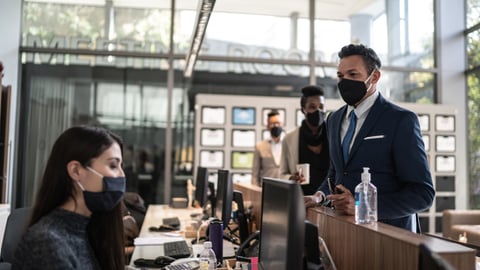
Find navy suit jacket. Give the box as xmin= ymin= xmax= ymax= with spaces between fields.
xmin=319 ymin=94 xmax=435 ymax=231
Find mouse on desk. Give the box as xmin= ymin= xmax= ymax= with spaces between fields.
xmin=133 ymin=255 xmax=176 ymax=268
xmin=155 ymin=255 xmax=176 ymax=266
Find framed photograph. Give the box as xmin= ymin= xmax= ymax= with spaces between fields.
xmin=435 ymin=155 xmax=455 ymax=172
xmin=231 ymin=151 xmax=255 ymax=169
xmin=232 ymin=173 xmax=252 ymax=185
xmin=435 ymin=115 xmax=455 ymax=132
xmin=262 ymin=108 xmax=286 ymax=126
xmin=232 ymin=129 xmax=256 ymax=147
xmin=201 ymin=128 xmax=225 ymax=146
xmin=201 ymin=106 xmax=225 ymax=125
xmin=422 ymin=135 xmax=430 ymax=152
xmin=418 ymin=114 xmax=430 ymax=131
xmin=296 ymin=109 xmax=304 ymax=127
xmin=199 ymin=150 xmax=224 ymax=169
xmin=232 ymin=107 xmax=256 ymax=125
xmin=436 ymin=135 xmax=455 ymax=152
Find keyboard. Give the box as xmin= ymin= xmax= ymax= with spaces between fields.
xmin=163 ymin=217 xmax=181 ymax=228
xmin=164 ymin=240 xmax=191 ymax=259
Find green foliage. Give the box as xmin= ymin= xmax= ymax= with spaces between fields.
xmin=469 ymin=72 xmax=480 ymax=207
xmin=22 ymin=2 xmax=174 ymax=48
xmin=467 ymin=0 xmax=480 ymax=208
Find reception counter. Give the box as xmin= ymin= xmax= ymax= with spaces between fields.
xmin=234 ymin=182 xmax=476 ymax=270
xmin=307 ymin=206 xmax=475 ymax=270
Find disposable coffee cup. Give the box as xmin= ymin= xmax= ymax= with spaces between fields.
xmin=296 ymin=163 xmax=310 ymax=185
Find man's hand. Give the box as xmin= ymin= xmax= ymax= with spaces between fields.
xmin=304 ymin=192 xmax=324 ymax=208
xmin=326 ymin=185 xmax=355 ymax=215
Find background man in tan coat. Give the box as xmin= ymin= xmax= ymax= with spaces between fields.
xmin=251 ymin=110 xmax=283 ymax=186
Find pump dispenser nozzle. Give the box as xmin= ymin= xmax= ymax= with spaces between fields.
xmin=361 ymin=167 xmax=371 ymax=183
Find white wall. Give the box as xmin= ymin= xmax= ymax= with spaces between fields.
xmin=0 ymin=0 xmax=21 ymax=205
xmin=435 ymin=0 xmax=468 ymax=209
xmin=0 ymin=0 xmax=22 ymax=250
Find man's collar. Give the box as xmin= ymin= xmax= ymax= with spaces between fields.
xmin=347 ymin=90 xmax=379 ymax=117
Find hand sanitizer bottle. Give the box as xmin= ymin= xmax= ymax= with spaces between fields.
xmin=355 ymin=167 xmax=377 ymax=224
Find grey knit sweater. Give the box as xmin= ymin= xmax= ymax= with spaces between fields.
xmin=12 ymin=208 xmax=100 ymax=270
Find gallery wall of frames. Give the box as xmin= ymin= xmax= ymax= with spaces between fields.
xmin=194 ymin=94 xmax=457 ymax=234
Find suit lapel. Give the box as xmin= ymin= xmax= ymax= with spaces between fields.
xmin=349 ymin=95 xmax=388 ymax=160
xmin=331 ymin=106 xmax=348 ymax=166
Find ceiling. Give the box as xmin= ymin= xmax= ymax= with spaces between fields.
xmin=29 ymin=0 xmax=384 ymax=21
xmin=213 ymin=0 xmax=383 ymax=20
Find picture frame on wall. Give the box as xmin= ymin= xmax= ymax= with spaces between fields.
xmin=199 ymin=150 xmax=224 ymax=168
xmin=201 ymin=128 xmax=225 ymax=146
xmin=435 ymin=115 xmax=455 ymax=132
xmin=231 ymin=151 xmax=255 ymax=169
xmin=201 ymin=106 xmax=226 ymax=125
xmin=262 ymin=108 xmax=286 ymax=126
xmin=232 ymin=129 xmax=256 ymax=147
xmin=232 ymin=107 xmax=256 ymax=125
xmin=418 ymin=114 xmax=430 ymax=131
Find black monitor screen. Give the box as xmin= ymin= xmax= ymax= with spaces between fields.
xmin=233 ymin=190 xmax=249 ymax=244
xmin=215 ymin=169 xmax=233 ymax=228
xmin=259 ymin=177 xmax=305 ymax=270
xmin=194 ymin=166 xmax=209 ymax=207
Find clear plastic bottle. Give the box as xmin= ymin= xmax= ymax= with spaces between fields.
xmin=355 ymin=167 xmax=377 ymax=224
xmin=199 ymin=241 xmax=217 ymax=270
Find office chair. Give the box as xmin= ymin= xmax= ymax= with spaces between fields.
xmin=0 ymin=207 xmax=31 ymax=269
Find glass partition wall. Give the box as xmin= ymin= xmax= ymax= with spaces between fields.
xmin=18 ymin=0 xmax=436 ymax=206
xmin=467 ymin=0 xmax=480 ymax=208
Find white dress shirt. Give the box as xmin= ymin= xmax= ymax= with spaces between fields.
xmin=341 ymin=90 xmax=379 ymax=151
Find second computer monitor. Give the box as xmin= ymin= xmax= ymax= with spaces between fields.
xmin=258 ymin=177 xmax=305 ymax=270
xmin=194 ymin=166 xmax=209 ymax=207
xmin=215 ymin=169 xmax=233 ymax=228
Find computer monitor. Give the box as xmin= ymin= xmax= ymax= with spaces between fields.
xmin=215 ymin=169 xmax=233 ymax=228
xmin=233 ymin=190 xmax=249 ymax=245
xmin=259 ymin=177 xmax=305 ymax=270
xmin=194 ymin=166 xmax=209 ymax=208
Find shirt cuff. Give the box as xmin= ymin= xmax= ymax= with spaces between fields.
xmin=313 ymin=191 xmax=326 ymax=205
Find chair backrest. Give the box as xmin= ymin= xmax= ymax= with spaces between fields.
xmin=0 ymin=207 xmax=31 ymax=264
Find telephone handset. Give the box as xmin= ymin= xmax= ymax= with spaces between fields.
xmin=236 ymin=230 xmax=260 ymax=258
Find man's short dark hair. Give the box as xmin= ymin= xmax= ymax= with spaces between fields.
xmin=338 ymin=44 xmax=382 ymax=74
xmin=267 ymin=110 xmax=280 ymax=119
xmin=300 ymin=85 xmax=324 ymax=109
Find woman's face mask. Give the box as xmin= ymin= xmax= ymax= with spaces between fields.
xmin=76 ymin=167 xmax=126 ymax=213
xmin=305 ymin=110 xmax=326 ymax=127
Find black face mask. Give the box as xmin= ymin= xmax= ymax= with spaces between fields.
xmin=337 ymin=72 xmax=374 ymax=106
xmin=270 ymin=126 xmax=283 ymax=138
xmin=337 ymin=79 xmax=367 ymax=106
xmin=305 ymin=110 xmax=325 ymax=127
xmin=77 ymin=167 xmax=126 ymax=213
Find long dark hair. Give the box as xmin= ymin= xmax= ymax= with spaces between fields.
xmin=29 ymin=126 xmax=125 ymax=269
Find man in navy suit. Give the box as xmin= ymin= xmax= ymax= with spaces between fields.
xmin=305 ymin=44 xmax=435 ymax=232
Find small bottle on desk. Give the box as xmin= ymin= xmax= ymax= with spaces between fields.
xmin=199 ymin=241 xmax=217 ymax=270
